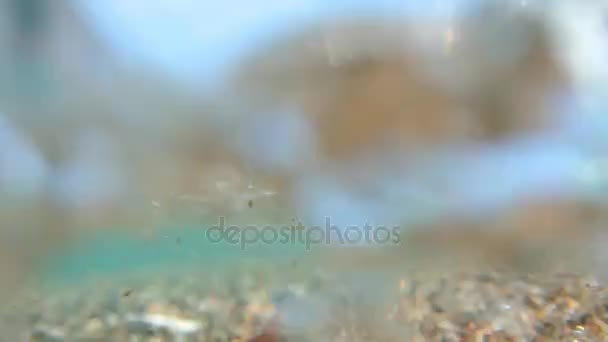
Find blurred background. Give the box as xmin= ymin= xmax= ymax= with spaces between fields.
xmin=1 ymin=0 xmax=608 ymax=306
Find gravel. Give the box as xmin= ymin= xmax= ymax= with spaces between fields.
xmin=4 ymin=265 xmax=608 ymax=341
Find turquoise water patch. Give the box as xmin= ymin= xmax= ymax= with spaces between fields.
xmin=39 ymin=224 xmax=304 ymax=284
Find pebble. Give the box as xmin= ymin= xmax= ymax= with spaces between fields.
xmin=79 ymin=317 xmax=106 ymax=339
xmin=30 ymin=325 xmax=66 ymax=342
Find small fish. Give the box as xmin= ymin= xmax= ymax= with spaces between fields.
xmin=248 ymin=199 xmax=253 ymax=208
xmin=122 ymin=289 xmax=132 ymax=297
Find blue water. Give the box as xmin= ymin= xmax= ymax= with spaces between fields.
xmin=40 ymin=224 xmax=304 ymax=283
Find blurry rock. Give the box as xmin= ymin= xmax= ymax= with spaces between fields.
xmin=229 ymin=11 xmax=568 ymax=163
xmin=230 ymin=18 xmax=468 ymax=162
xmin=445 ymin=4 xmax=569 ymax=141
xmin=402 ymin=196 xmax=607 ymax=272
xmin=318 ymin=192 xmax=608 ymax=274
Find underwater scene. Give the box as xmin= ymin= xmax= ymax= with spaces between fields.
xmin=1 ymin=1 xmax=608 ymax=340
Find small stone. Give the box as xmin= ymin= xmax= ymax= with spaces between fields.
xmin=126 ymin=317 xmax=157 ymax=336
xmin=145 ymin=336 xmax=165 ymax=342
xmin=30 ymin=326 xmax=66 ymax=342
xmin=80 ymin=317 xmax=105 ymax=338
xmin=127 ymin=312 xmax=202 ymax=336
